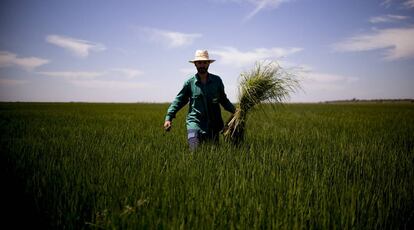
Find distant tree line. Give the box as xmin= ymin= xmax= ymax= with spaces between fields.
xmin=323 ymin=98 xmax=414 ymax=103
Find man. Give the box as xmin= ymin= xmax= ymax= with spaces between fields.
xmin=164 ymin=50 xmax=235 ymax=150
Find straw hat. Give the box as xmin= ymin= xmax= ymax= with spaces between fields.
xmin=189 ymin=50 xmax=215 ymax=63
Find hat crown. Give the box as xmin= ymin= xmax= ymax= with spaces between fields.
xmin=195 ymin=50 xmax=209 ymax=59
xmin=189 ymin=50 xmax=215 ymax=63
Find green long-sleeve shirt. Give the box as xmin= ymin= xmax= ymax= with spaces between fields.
xmin=165 ymin=73 xmax=236 ymax=134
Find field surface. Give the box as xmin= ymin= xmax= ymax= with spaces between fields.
xmin=1 ymin=102 xmax=413 ymax=229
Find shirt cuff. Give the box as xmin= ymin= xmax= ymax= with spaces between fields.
xmin=230 ymin=105 xmax=236 ymax=114
xmin=165 ymin=115 xmax=172 ymax=121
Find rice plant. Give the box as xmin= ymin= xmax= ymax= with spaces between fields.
xmin=223 ymin=61 xmax=300 ymax=144
xmin=1 ymin=102 xmax=413 ymax=229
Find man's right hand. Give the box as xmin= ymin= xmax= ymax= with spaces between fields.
xmin=164 ymin=120 xmax=172 ymax=131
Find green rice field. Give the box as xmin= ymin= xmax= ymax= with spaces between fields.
xmin=1 ymin=102 xmax=413 ymax=229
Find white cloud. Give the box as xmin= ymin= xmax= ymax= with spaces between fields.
xmin=138 ymin=27 xmax=202 ymax=48
xmin=381 ymin=0 xmax=414 ymax=8
xmin=210 ymin=46 xmax=302 ymax=67
xmin=245 ymin=0 xmax=292 ymax=20
xmin=37 ymin=71 xmax=104 ymax=80
xmin=369 ymin=14 xmax=409 ymax=23
xmin=332 ymin=26 xmax=414 ymax=60
xmin=46 ymin=35 xmax=106 ymax=57
xmin=38 ymin=68 xmax=143 ymax=80
xmin=70 ymin=80 xmax=147 ymax=90
xmin=0 ymin=51 xmax=49 ymax=70
xmin=110 ymin=68 xmax=143 ymax=79
xmin=297 ymin=71 xmax=359 ymax=93
xmin=302 ymin=72 xmax=358 ymax=84
xmin=381 ymin=0 xmax=393 ymax=8
xmin=0 ymin=79 xmax=29 ymax=86
xmin=216 ymin=0 xmax=292 ymax=20
xmin=37 ymin=68 xmax=146 ymax=90
xmin=404 ymin=0 xmax=414 ymax=8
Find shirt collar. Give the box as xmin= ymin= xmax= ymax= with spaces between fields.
xmin=195 ymin=73 xmax=211 ymax=83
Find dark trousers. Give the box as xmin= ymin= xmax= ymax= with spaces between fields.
xmin=187 ymin=129 xmax=219 ymax=151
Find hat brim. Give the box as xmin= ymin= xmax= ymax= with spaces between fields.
xmin=189 ymin=59 xmax=215 ymax=63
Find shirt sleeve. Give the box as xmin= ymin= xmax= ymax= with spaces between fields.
xmin=218 ymin=78 xmax=236 ymax=114
xmin=165 ymin=81 xmax=190 ymax=121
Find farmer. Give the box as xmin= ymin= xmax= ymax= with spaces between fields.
xmin=164 ymin=50 xmax=236 ymax=151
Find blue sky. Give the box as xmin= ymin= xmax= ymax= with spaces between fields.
xmin=1 ymin=0 xmax=413 ymax=102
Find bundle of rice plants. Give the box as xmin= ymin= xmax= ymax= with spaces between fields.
xmin=223 ymin=61 xmax=300 ymax=144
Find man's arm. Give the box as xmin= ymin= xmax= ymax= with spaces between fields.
xmin=165 ymin=81 xmax=190 ymax=122
xmin=218 ymin=79 xmax=236 ymax=114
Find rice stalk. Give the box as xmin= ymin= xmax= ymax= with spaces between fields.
xmin=223 ymin=61 xmax=300 ymax=144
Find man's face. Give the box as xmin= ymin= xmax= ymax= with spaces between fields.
xmin=194 ymin=61 xmax=210 ymax=74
